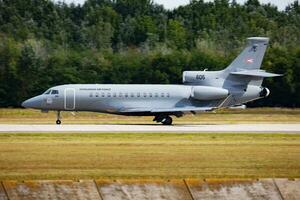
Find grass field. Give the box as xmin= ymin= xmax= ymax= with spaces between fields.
xmin=0 ymin=108 xmax=300 ymax=124
xmin=0 ymin=133 xmax=299 ymax=180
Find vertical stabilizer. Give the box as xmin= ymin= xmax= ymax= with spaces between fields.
xmin=225 ymin=37 xmax=269 ymax=73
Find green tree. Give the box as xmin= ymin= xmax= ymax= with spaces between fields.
xmin=167 ymin=19 xmax=187 ymax=49
xmin=0 ymin=0 xmax=300 ymax=107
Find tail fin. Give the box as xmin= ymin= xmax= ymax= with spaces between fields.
xmin=182 ymin=37 xmax=281 ymax=88
xmin=222 ymin=37 xmax=281 ymax=87
xmin=225 ymin=37 xmax=269 ymax=73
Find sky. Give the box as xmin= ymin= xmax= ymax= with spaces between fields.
xmin=55 ymin=0 xmax=296 ymax=10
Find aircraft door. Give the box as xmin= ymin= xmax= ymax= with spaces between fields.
xmin=64 ymin=88 xmax=76 ymax=110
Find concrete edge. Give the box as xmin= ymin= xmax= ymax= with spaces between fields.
xmin=0 ymin=179 xmax=299 ymax=200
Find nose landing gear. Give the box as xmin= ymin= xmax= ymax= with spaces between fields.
xmin=56 ymin=111 xmax=62 ymax=125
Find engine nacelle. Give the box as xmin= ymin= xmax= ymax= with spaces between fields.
xmin=235 ymin=86 xmax=271 ymax=104
xmin=191 ymin=86 xmax=229 ymax=101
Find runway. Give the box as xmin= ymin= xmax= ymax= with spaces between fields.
xmin=0 ymin=124 xmax=299 ymax=133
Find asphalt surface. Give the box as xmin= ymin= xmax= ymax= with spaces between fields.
xmin=0 ymin=124 xmax=299 ymax=133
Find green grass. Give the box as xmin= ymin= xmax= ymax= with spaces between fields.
xmin=1 ymin=108 xmax=300 ymax=124
xmin=0 ymin=133 xmax=299 ymax=180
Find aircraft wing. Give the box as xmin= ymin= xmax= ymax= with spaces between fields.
xmin=151 ymin=107 xmax=215 ymax=113
xmin=230 ymin=70 xmax=282 ymax=77
xmin=119 ymin=107 xmax=215 ymax=113
xmin=118 ymin=108 xmax=152 ymax=113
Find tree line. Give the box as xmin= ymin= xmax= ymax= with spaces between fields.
xmin=0 ymin=0 xmax=299 ymax=107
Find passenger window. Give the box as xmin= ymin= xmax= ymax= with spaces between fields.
xmin=101 ymin=93 xmax=105 ymax=97
xmin=95 ymin=93 xmax=99 ymax=97
xmin=107 ymin=93 xmax=111 ymax=98
xmin=51 ymin=90 xmax=59 ymax=95
xmin=137 ymin=93 xmax=141 ymax=98
xmin=119 ymin=93 xmax=123 ymax=98
xmin=167 ymin=93 xmax=170 ymax=98
xmin=130 ymin=93 xmax=134 ymax=98
xmin=155 ymin=93 xmax=158 ymax=98
xmin=113 ymin=93 xmax=117 ymax=98
xmin=125 ymin=93 xmax=128 ymax=98
xmin=89 ymin=93 xmax=93 ymax=97
xmin=161 ymin=93 xmax=165 ymax=97
xmin=149 ymin=93 xmax=153 ymax=98
xmin=143 ymin=93 xmax=147 ymax=98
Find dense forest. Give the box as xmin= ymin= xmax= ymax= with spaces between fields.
xmin=0 ymin=0 xmax=299 ymax=107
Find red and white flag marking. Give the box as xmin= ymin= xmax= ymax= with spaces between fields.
xmin=245 ymin=58 xmax=254 ymax=64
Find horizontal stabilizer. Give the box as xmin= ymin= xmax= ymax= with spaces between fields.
xmin=119 ymin=107 xmax=215 ymax=113
xmin=230 ymin=70 xmax=282 ymax=77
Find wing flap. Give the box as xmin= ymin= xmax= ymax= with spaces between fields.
xmin=230 ymin=70 xmax=282 ymax=77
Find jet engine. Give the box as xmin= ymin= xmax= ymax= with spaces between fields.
xmin=191 ymin=86 xmax=229 ymax=100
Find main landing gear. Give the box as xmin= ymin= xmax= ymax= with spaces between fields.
xmin=56 ymin=111 xmax=61 ymax=125
xmin=153 ymin=115 xmax=173 ymax=125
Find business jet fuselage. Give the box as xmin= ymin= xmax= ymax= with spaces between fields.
xmin=22 ymin=37 xmax=281 ymax=125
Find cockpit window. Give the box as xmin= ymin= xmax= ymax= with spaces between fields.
xmin=51 ymin=90 xmax=59 ymax=95
xmin=44 ymin=90 xmax=51 ymax=95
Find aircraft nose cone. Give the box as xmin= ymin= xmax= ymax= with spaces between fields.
xmin=22 ymin=96 xmax=43 ymax=109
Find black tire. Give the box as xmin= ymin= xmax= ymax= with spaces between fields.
xmin=154 ymin=115 xmax=164 ymax=123
xmin=56 ymin=120 xmax=61 ymax=125
xmin=162 ymin=116 xmax=173 ymax=125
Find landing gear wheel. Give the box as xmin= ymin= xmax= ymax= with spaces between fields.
xmin=162 ymin=116 xmax=173 ymax=125
xmin=56 ymin=111 xmax=62 ymax=125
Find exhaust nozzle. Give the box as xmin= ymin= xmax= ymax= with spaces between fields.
xmin=260 ymin=87 xmax=270 ymax=98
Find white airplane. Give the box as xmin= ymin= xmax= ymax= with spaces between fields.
xmin=22 ymin=37 xmax=281 ymax=125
